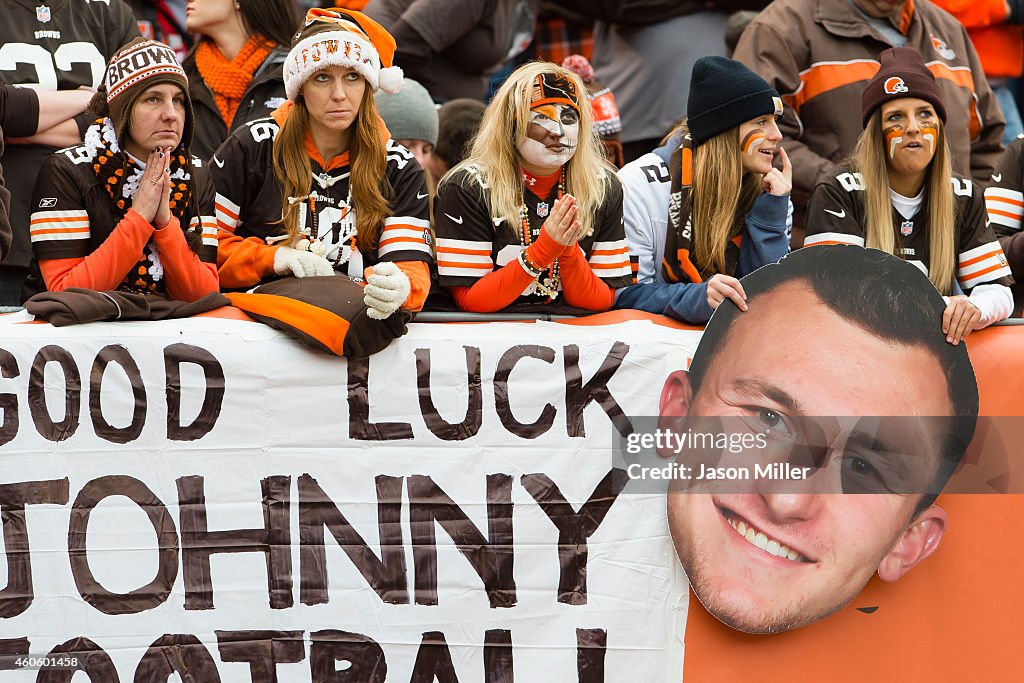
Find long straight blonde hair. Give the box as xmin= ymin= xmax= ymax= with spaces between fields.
xmin=439 ymin=62 xmax=614 ymax=237
xmin=687 ymin=122 xmax=763 ymax=274
xmin=272 ymin=87 xmax=392 ymax=253
xmin=854 ymin=111 xmax=957 ymax=294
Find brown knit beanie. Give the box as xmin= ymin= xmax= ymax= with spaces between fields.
xmin=103 ymin=37 xmax=193 ymax=148
xmin=861 ymin=47 xmax=946 ymax=126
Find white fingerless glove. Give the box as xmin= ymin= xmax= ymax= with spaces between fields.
xmin=363 ymin=261 xmax=411 ymax=319
xmin=273 ymin=246 xmax=334 ymax=278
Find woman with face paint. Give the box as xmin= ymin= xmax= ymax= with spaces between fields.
xmin=433 ymin=62 xmax=633 ymax=313
xmin=614 ymin=56 xmax=792 ymax=324
xmin=806 ymin=47 xmax=1014 ymax=345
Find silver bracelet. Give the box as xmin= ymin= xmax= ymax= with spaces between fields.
xmin=518 ymin=249 xmax=543 ymax=277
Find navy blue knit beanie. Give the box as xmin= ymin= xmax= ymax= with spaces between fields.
xmin=687 ymin=56 xmax=782 ymax=146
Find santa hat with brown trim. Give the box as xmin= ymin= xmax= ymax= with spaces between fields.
xmin=284 ymin=7 xmax=404 ymax=101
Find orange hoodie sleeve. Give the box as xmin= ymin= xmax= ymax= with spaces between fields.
xmin=394 ymin=260 xmax=430 ymax=312
xmin=450 ymin=230 xmax=565 ymax=313
xmin=558 ymin=244 xmax=615 ymax=311
xmin=39 ymin=209 xmax=155 ymax=292
xmin=216 ymin=230 xmax=279 ymax=289
xmin=150 ymin=216 xmax=220 ymax=301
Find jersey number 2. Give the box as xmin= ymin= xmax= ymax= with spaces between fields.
xmin=0 ymin=42 xmax=105 ymax=90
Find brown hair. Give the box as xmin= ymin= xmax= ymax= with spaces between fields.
xmin=272 ymin=89 xmax=391 ymax=253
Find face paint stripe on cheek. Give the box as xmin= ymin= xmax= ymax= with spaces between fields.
xmin=920 ymin=121 xmax=938 ymax=156
xmin=884 ymin=126 xmax=904 ymax=160
xmin=741 ymin=130 xmax=767 ymax=155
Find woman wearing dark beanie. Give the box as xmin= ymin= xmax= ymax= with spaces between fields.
xmin=183 ymin=0 xmax=300 ymax=161
xmin=806 ymin=46 xmax=1013 ymax=345
xmin=27 ymin=38 xmax=218 ymax=302
xmin=615 ymin=56 xmax=792 ymax=324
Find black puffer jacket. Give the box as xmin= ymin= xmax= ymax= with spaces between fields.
xmin=183 ymin=45 xmax=289 ymax=162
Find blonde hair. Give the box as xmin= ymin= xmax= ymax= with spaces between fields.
xmin=687 ymin=122 xmax=763 ymax=273
xmin=439 ymin=61 xmax=614 ymax=238
xmin=273 ymin=87 xmax=392 ymax=253
xmin=854 ymin=112 xmax=957 ymax=294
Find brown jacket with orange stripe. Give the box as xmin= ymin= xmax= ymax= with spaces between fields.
xmin=733 ymin=0 xmax=1004 ymax=225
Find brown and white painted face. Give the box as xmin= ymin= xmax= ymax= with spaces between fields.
xmin=517 ymin=103 xmax=580 ymax=173
xmin=880 ymin=97 xmax=939 ymax=178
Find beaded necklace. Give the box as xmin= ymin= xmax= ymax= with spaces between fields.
xmin=519 ymin=167 xmax=565 ymax=299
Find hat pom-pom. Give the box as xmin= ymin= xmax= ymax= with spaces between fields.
xmin=378 ymin=66 xmax=404 ymax=94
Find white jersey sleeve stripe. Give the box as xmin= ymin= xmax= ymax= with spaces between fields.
xmin=803 ymin=232 xmax=865 ymax=247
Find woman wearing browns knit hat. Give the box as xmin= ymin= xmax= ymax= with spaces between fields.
xmin=183 ymin=0 xmax=300 ymax=162
xmin=614 ymin=55 xmax=792 ymax=325
xmin=26 ymin=37 xmax=219 ymax=302
xmin=806 ymin=46 xmax=1014 ymax=345
xmin=210 ymin=7 xmax=432 ymax=344
xmin=433 ymin=61 xmax=633 ymax=314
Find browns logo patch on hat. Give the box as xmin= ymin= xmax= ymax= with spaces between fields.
xmin=530 ymin=72 xmax=581 ymax=113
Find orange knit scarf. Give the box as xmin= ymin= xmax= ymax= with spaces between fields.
xmin=194 ymin=34 xmax=274 ymax=127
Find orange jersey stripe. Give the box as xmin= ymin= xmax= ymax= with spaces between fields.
xmin=377 ymin=236 xmax=427 ymax=248
xmin=215 ymin=203 xmax=239 ymax=221
xmin=960 ymin=250 xmax=1002 ymax=268
xmin=590 ymin=261 xmax=631 ymax=270
xmin=963 ymin=262 xmax=1008 ymax=281
xmin=30 ymin=215 xmax=88 ymax=225
xmin=591 ymin=246 xmax=629 ymax=256
xmin=988 ymin=208 xmax=1023 ymax=220
xmin=30 ymin=227 xmax=89 ymax=236
xmin=436 ymin=246 xmax=492 ymax=256
xmin=436 ymin=260 xmax=494 ymax=270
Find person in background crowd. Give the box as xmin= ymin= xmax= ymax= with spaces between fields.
xmin=533 ymin=1 xmax=594 ymax=64
xmin=984 ymin=134 xmax=1024 ymax=315
xmin=0 ymin=84 xmax=47 ymax=264
xmin=724 ymin=10 xmax=760 ymax=55
xmin=734 ymin=0 xmax=1005 ymax=247
xmin=375 ymin=78 xmax=439 ymax=181
xmin=27 ymin=38 xmax=218 ymax=302
xmin=211 ymin=8 xmax=433 ymax=320
xmin=806 ymin=47 xmax=1013 ymax=344
xmin=615 ymin=56 xmax=791 ymax=324
xmin=364 ymin=0 xmax=539 ymax=101
xmin=183 ymin=0 xmax=301 ymax=162
xmin=433 ymin=62 xmax=632 ymax=313
xmin=931 ymin=0 xmax=1024 ymax=144
xmin=564 ymin=1 xmax=770 ymax=164
xmin=429 ymin=98 xmax=486 ymax=180
xmin=127 ymin=0 xmax=193 ymax=61
xmin=0 ymin=0 xmax=140 ymax=305
xmin=562 ymin=54 xmax=624 ymax=168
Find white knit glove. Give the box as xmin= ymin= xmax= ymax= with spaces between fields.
xmin=273 ymin=246 xmax=334 ymax=278
xmin=363 ymin=261 xmax=411 ymax=319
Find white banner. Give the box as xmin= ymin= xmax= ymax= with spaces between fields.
xmin=0 ymin=316 xmax=702 ymax=682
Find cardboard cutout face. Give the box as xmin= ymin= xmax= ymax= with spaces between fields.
xmin=660 ymin=246 xmax=975 ymax=634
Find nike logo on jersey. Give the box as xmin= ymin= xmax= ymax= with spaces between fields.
xmin=417 ymin=191 xmax=428 ymax=199
xmin=824 ymin=208 xmax=846 ymax=218
xmin=213 ymin=156 xmax=225 ymax=168
xmin=993 ymin=173 xmax=1003 ymax=182
xmin=444 ymin=213 xmax=464 ymax=224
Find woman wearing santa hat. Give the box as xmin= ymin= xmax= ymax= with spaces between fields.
xmin=210 ymin=7 xmax=432 ymax=326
